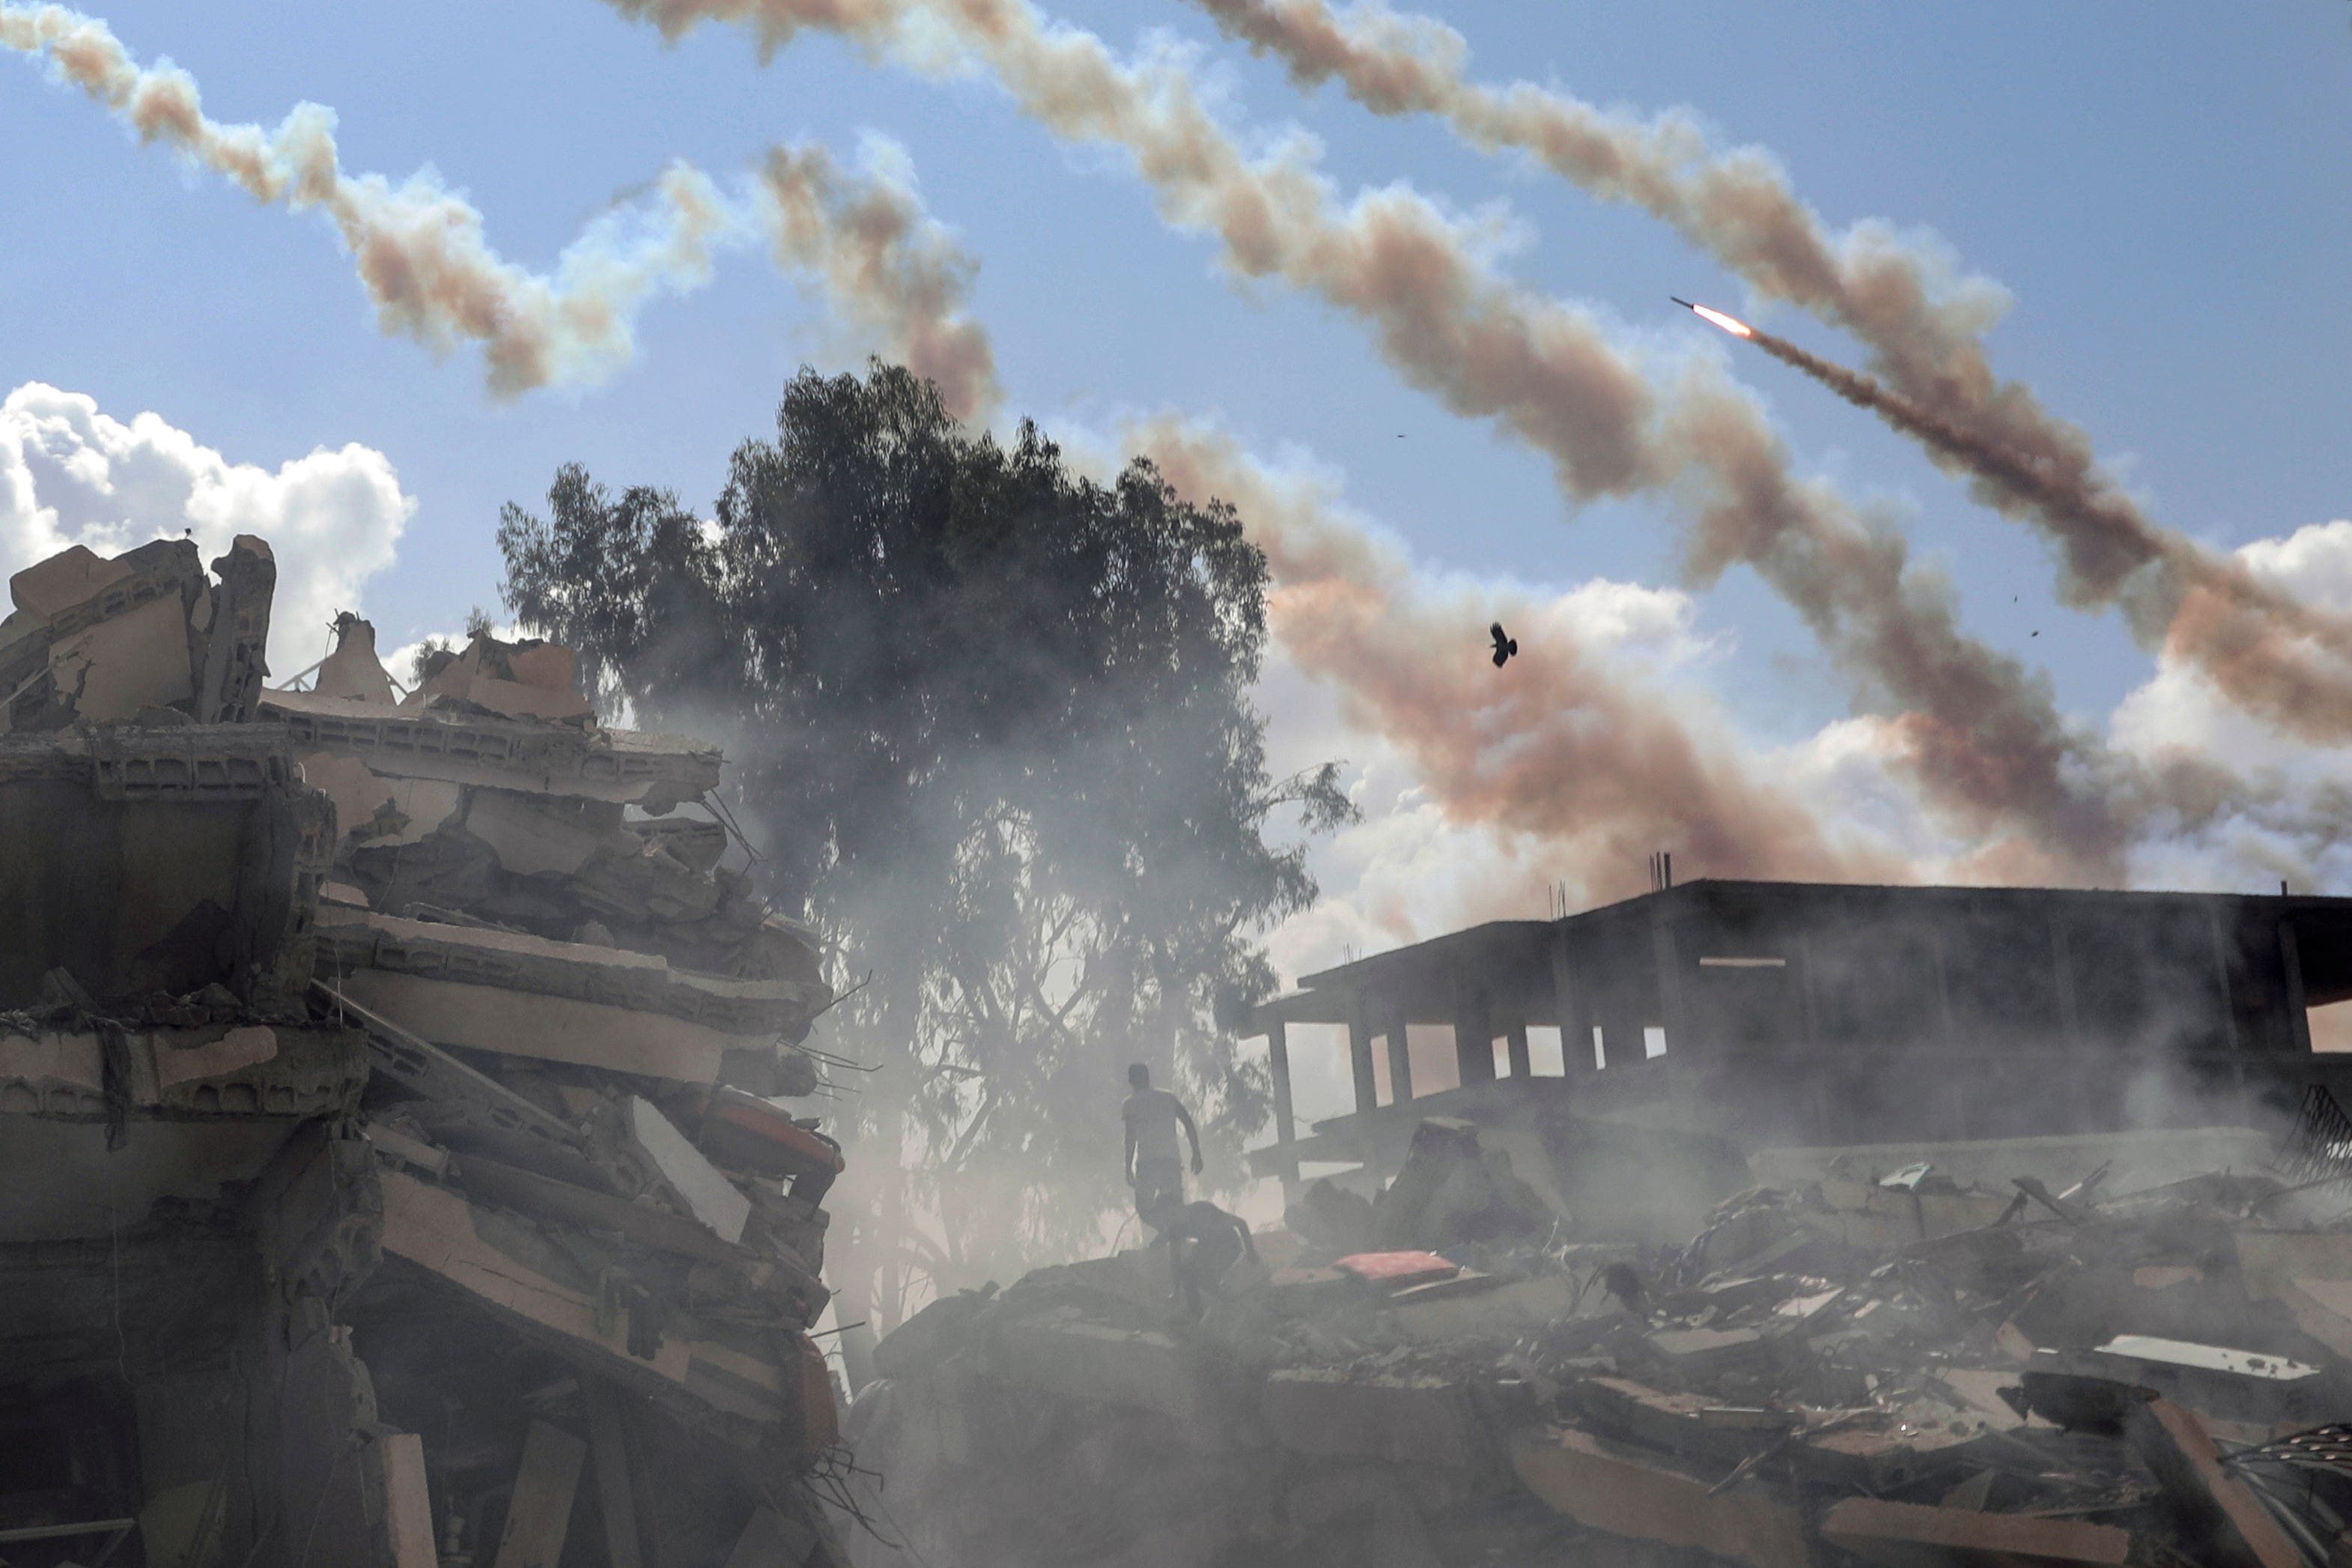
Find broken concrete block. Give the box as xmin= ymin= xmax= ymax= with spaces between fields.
xmin=985 ymin=1313 xmax=1205 ymax=1423
xmin=377 ymin=1170 xmax=805 ymax=1441
xmin=1389 ymin=1272 xmax=1578 ymax=1343
xmin=10 ymin=542 xmax=133 ymax=618
xmin=1284 ymin=1177 xmax=1376 ymax=1253
xmin=363 ymin=1119 xmax=452 ymax=1178
xmin=2284 ymin=1274 xmax=2352 ymax=1364
xmin=626 ymin=1096 xmax=751 ymax=1245
xmin=320 ymin=912 xmax=820 ymax=1083
xmin=495 ymin=1418 xmax=586 ymax=1568
xmin=1820 ymin=1496 xmax=2132 ymax=1566
xmin=381 ymin=1431 xmax=440 ymax=1568
xmin=259 ymin=687 xmax=722 ymax=808
xmin=46 ymin=585 xmax=196 ymax=722
xmin=300 ymin=753 xmax=463 ymax=850
xmin=1571 ymin=1376 xmax=1791 ymax=1470
xmin=314 ymin=612 xmax=399 ymax=705
xmin=1641 ymin=1325 xmax=1772 ymax=1382
xmin=2239 ymin=1230 xmax=2352 ymax=1303
xmin=463 ymin=788 xmax=608 ymax=876
xmin=1509 ymin=1426 xmax=1811 ymax=1568
xmin=1261 ymin=1367 xmax=1480 ymax=1468
xmin=193 ymin=535 xmax=273 ymax=724
xmin=410 ymin=631 xmax=596 ymax=722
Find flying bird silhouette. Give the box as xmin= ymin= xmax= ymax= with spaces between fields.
xmin=1490 ymin=622 xmax=1518 ymax=668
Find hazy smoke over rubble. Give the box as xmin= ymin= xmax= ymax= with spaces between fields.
xmin=1 ymin=5 xmax=997 ymax=407
xmin=1182 ymin=0 xmax=2352 ymax=747
xmin=597 ymin=0 xmax=2154 ymax=878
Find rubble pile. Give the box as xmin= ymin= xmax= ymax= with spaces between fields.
xmin=0 ymin=540 xmax=851 ymax=1568
xmin=848 ymin=1113 xmax=2352 ymax=1567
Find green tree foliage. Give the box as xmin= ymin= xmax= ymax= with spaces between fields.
xmin=498 ymin=364 xmax=1352 ymax=1364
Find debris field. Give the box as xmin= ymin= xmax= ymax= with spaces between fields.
xmin=0 ymin=535 xmax=849 ymax=1567
xmin=848 ymin=1111 xmax=2352 ymax=1567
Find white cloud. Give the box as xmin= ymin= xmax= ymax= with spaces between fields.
xmin=2106 ymin=520 xmax=2352 ymax=893
xmin=0 ymin=382 xmax=413 ymax=673
xmin=2112 ymin=523 xmax=2352 ymax=769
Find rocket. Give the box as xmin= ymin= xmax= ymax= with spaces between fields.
xmin=1670 ymin=296 xmax=1754 ymax=338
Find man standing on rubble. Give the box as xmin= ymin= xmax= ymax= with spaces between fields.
xmin=1123 ymin=1063 xmax=1203 ymax=1228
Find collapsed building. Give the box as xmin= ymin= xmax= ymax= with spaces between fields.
xmin=850 ymin=1101 xmax=2352 ymax=1567
xmin=0 ymin=538 xmax=849 ymax=1568
xmin=842 ymin=884 xmax=2352 ymax=1566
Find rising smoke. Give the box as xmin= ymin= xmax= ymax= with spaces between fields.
xmin=1 ymin=4 xmax=997 ymax=410
xmin=1179 ymin=0 xmax=2352 ymax=744
xmin=596 ymin=0 xmax=2145 ymax=880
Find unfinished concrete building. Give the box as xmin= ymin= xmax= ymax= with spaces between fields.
xmin=1243 ymin=879 xmax=2352 ymax=1231
xmin=0 ymin=541 xmax=848 ymax=1568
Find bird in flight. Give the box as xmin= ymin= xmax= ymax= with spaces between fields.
xmin=1490 ymin=622 xmax=1518 ymax=668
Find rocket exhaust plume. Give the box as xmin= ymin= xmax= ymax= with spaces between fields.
xmin=1 ymin=6 xmax=997 ymax=413
xmin=1185 ymin=0 xmax=2352 ymax=744
xmin=1685 ymin=300 xmax=2352 ymax=743
xmin=598 ymin=0 xmax=2145 ymax=881
xmin=1675 ymin=297 xmax=1753 ymax=339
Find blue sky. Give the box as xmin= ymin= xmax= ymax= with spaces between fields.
xmin=4 ymin=1 xmax=2351 ymax=911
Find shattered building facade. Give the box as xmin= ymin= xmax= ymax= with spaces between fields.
xmin=1 ymin=538 xmax=850 ymax=1567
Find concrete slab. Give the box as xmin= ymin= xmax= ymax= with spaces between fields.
xmin=1510 ymin=1426 xmax=1811 ymax=1568
xmin=1820 ymin=1496 xmax=2131 ymax=1566
xmin=1261 ymin=1367 xmax=1479 ymax=1468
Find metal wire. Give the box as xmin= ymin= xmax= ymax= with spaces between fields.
xmin=2276 ymin=1086 xmax=2352 ymax=1191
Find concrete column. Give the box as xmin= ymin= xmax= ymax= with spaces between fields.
xmin=1453 ymin=973 xmax=1495 ymax=1085
xmin=1505 ymin=1022 xmax=1532 ymax=1079
xmin=2208 ymin=904 xmax=2248 ymax=1116
xmin=1548 ymin=926 xmax=1584 ymax=1075
xmin=2049 ymin=918 xmax=2080 ymax=1036
xmin=1266 ymin=1017 xmax=1300 ymax=1188
xmin=2207 ymin=905 xmax=2243 ymax=1053
xmin=1927 ymin=927 xmax=1956 ymax=1045
xmin=1385 ymin=999 xmax=1414 ymax=1104
xmin=1346 ymin=1004 xmax=1380 ymax=1113
xmin=1649 ymin=897 xmax=1690 ymax=1054
xmin=2283 ymin=918 xmax=2314 ymax=1054
xmin=1796 ymin=929 xmax=1822 ymax=1046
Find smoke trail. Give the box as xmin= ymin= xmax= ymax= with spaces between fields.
xmin=759 ymin=139 xmax=1002 ymax=419
xmin=600 ymin=0 xmax=2140 ymax=879
xmin=1 ymin=5 xmax=997 ymax=411
xmin=1179 ymin=0 xmax=2352 ymax=742
xmin=1734 ymin=324 xmax=2352 ymax=741
xmin=1132 ymin=416 xmax=1914 ymax=897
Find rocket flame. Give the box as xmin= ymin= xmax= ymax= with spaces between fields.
xmin=1691 ymin=303 xmax=1752 ymax=338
